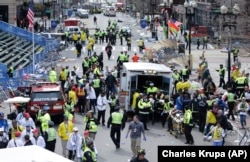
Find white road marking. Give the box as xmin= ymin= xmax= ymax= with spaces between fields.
xmin=70 ymin=47 xmax=75 ymax=51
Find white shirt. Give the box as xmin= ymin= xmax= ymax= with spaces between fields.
xmin=7 ymin=138 xmax=23 ymax=148
xmin=87 ymin=87 xmax=96 ymax=99
xmin=66 ymin=132 xmax=82 ymax=151
xmin=97 ymin=95 xmax=110 ymax=111
xmin=0 ymin=132 xmax=9 ymax=142
xmin=20 ymin=118 xmax=36 ymax=129
xmin=16 ymin=113 xmax=24 ymax=125
xmin=20 ymin=129 xmax=34 ymax=143
xmin=31 ymin=136 xmax=46 ymax=148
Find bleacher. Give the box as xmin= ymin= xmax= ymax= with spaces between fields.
xmin=0 ymin=20 xmax=60 ymax=89
xmin=0 ymin=29 xmax=43 ymax=70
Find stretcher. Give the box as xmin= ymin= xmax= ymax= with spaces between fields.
xmin=169 ymin=109 xmax=184 ymax=138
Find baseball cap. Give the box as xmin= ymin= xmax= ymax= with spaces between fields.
xmin=73 ymin=127 xmax=78 ymax=132
xmin=24 ymin=113 xmax=30 ymax=118
xmin=83 ymin=130 xmax=89 ymax=136
xmin=32 ymin=128 xmax=39 ymax=133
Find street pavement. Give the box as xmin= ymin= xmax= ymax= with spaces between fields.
xmin=1 ymin=12 xmax=250 ymax=162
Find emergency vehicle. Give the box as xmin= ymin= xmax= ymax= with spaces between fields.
xmin=17 ymin=82 xmax=66 ymax=123
xmin=119 ymin=62 xmax=173 ymax=110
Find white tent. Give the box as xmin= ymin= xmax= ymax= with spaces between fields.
xmin=0 ymin=145 xmax=73 ymax=162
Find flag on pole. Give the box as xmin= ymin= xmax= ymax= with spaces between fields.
xmin=27 ymin=0 xmax=34 ymax=27
xmin=168 ymin=20 xmax=179 ymax=34
xmin=171 ymin=18 xmax=182 ymax=27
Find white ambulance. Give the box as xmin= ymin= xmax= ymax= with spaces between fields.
xmin=119 ymin=62 xmax=173 ymax=110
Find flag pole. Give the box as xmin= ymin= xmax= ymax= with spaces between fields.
xmin=32 ymin=25 xmax=35 ymax=74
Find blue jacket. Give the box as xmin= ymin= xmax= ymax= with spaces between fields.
xmin=175 ymin=96 xmax=184 ymax=111
xmin=0 ymin=119 xmax=8 ymax=132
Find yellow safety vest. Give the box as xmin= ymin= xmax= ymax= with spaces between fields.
xmin=227 ymin=93 xmax=235 ymax=102
xmin=93 ymin=79 xmax=100 ymax=88
xmin=183 ymin=110 xmax=192 ymax=124
xmin=110 ymin=98 xmax=117 ymax=106
xmin=111 ymin=112 xmax=123 ymax=124
xmin=83 ymin=147 xmax=97 ymax=162
xmin=182 ymin=68 xmax=188 ymax=75
xmin=46 ymin=127 xmax=57 ymax=142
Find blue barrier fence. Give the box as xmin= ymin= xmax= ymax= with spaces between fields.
xmin=0 ymin=21 xmax=47 ymax=46
xmin=0 ymin=21 xmax=60 ymax=89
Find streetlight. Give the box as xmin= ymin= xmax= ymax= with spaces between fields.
xmin=163 ymin=0 xmax=173 ymax=39
xmin=220 ymin=2 xmax=240 ymax=81
xmin=184 ymin=0 xmax=197 ymax=74
xmin=53 ymin=0 xmax=56 ymax=20
xmin=150 ymin=0 xmax=157 ymax=40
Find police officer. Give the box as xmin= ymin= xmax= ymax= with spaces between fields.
xmin=64 ymin=98 xmax=74 ymax=116
xmin=117 ymin=51 xmax=126 ymax=66
xmin=183 ymin=105 xmax=194 ymax=144
xmin=38 ymin=106 xmax=51 ymax=136
xmin=146 ymin=83 xmax=158 ymax=96
xmin=218 ymin=64 xmax=225 ymax=88
xmin=137 ymin=38 xmax=144 ymax=53
xmin=7 ymin=65 xmax=14 ymax=78
xmin=109 ymin=94 xmax=119 ymax=114
xmin=49 ymin=67 xmax=57 ymax=83
xmin=119 ymin=29 xmax=124 ymax=45
xmin=226 ymin=89 xmax=236 ymax=121
xmin=82 ymin=57 xmax=90 ymax=75
xmin=127 ymin=36 xmax=132 ymax=51
xmin=137 ymin=95 xmax=152 ymax=130
xmin=203 ymin=36 xmax=208 ymax=49
xmin=181 ymin=65 xmax=189 ymax=80
xmin=172 ymin=69 xmax=181 ymax=93
xmin=235 ymin=76 xmax=248 ymax=96
xmin=92 ymin=75 xmax=101 ymax=98
xmin=232 ymin=47 xmax=239 ymax=62
xmin=44 ymin=120 xmax=57 ymax=152
xmin=107 ymin=106 xmax=125 ymax=149
xmin=197 ymin=38 xmax=200 ymax=49
xmin=84 ymin=111 xmax=99 ymax=140
xmin=82 ymin=140 xmax=97 ymax=162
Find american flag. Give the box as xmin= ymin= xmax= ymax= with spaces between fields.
xmin=27 ymin=0 xmax=34 ymax=27
xmin=170 ymin=18 xmax=182 ymax=27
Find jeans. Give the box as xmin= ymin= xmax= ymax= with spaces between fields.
xmin=240 ymin=115 xmax=247 ymax=128
xmin=213 ymin=140 xmax=223 ymax=146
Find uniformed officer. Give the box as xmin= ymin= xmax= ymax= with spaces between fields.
xmin=107 ymin=106 xmax=125 ymax=149
xmin=7 ymin=65 xmax=14 ymax=78
xmin=127 ymin=36 xmax=131 ymax=51
xmin=181 ymin=65 xmax=189 ymax=80
xmin=109 ymin=93 xmax=119 ymax=114
xmin=137 ymin=95 xmax=152 ymax=130
xmin=119 ymin=29 xmax=124 ymax=45
xmin=235 ymin=76 xmax=248 ymax=96
xmin=92 ymin=75 xmax=101 ymax=98
xmin=226 ymin=89 xmax=236 ymax=121
xmin=146 ymin=83 xmax=158 ymax=96
xmin=44 ymin=120 xmax=57 ymax=152
xmin=84 ymin=111 xmax=99 ymax=140
xmin=49 ymin=67 xmax=57 ymax=82
xmin=217 ymin=64 xmax=225 ymax=88
xmin=82 ymin=140 xmax=97 ymax=162
xmin=117 ymin=51 xmax=126 ymax=66
xmin=202 ymin=36 xmax=208 ymax=49
xmin=38 ymin=106 xmax=51 ymax=135
xmin=137 ymin=38 xmax=144 ymax=53
xmin=232 ymin=47 xmax=239 ymax=62
xmin=197 ymin=38 xmax=200 ymax=49
xmin=183 ymin=105 xmax=194 ymax=144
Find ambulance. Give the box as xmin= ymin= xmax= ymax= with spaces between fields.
xmin=119 ymin=62 xmax=173 ymax=110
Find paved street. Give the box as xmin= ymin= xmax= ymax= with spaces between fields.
xmin=1 ymin=12 xmax=250 ymax=162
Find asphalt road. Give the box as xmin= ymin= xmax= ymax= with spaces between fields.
xmin=1 ymin=12 xmax=244 ymax=162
